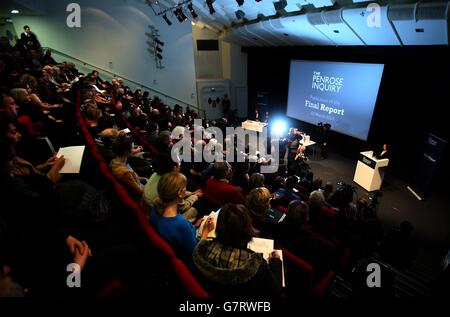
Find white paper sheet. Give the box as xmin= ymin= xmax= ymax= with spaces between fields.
xmin=57 ymin=146 xmax=85 ymax=174
xmin=196 ymin=210 xmax=219 ymax=239
xmin=248 ymin=237 xmax=285 ymax=287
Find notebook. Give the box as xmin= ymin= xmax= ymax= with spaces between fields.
xmin=196 ymin=210 xmax=220 ymax=239
xmin=56 ymin=146 xmax=85 ymax=174
xmin=248 ymin=237 xmax=285 ymax=287
xmin=267 ymin=208 xmax=286 ymax=224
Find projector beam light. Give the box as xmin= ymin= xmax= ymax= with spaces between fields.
xmin=271 ymin=120 xmax=287 ymax=137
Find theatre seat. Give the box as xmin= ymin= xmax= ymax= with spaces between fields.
xmin=17 ymin=115 xmax=44 ymax=137
xmin=282 ymin=247 xmax=335 ymax=297
xmin=96 ymin=278 xmax=122 ymax=297
xmin=171 ymin=258 xmax=209 ymax=297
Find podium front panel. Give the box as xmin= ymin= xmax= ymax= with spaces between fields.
xmin=354 ymin=151 xmax=384 ymax=192
xmin=358 ymin=153 xmax=376 ymax=169
xmin=354 ymin=161 xmax=375 ymax=191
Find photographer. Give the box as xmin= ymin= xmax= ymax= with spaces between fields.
xmin=368 ymin=191 xmax=382 ymax=213
xmin=329 ymin=182 xmax=355 ymax=212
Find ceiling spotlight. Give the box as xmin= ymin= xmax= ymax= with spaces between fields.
xmin=235 ymin=10 xmax=245 ymax=20
xmin=273 ymin=0 xmax=287 ymax=14
xmin=187 ymin=3 xmax=198 ymax=19
xmin=155 ymin=38 xmax=164 ymax=46
xmin=156 ymin=46 xmax=163 ymax=53
xmin=156 ymin=53 xmax=163 ymax=60
xmin=162 ymin=14 xmax=172 ymax=26
xmin=206 ymin=0 xmax=215 ymax=15
xmin=174 ymin=7 xmax=187 ymax=22
xmin=236 ymin=0 xmax=244 ymax=6
xmin=11 ymin=9 xmax=20 ymax=14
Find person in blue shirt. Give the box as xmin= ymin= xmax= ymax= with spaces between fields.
xmin=149 ymin=172 xmax=214 ymax=257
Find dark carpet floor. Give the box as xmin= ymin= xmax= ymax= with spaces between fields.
xmin=306 ymin=150 xmax=450 ymax=281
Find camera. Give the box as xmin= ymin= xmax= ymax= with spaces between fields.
xmin=368 ymin=191 xmax=382 ymax=206
xmin=330 ymin=181 xmax=356 ymax=209
xmin=337 ymin=181 xmax=356 ymax=191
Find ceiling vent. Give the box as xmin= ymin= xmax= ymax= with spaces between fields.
xmin=388 ymin=2 xmax=449 ymax=45
xmin=307 ymin=10 xmax=364 ymax=45
xmin=342 ymin=5 xmax=401 ymax=45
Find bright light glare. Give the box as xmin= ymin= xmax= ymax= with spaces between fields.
xmin=271 ymin=120 xmax=287 ymax=136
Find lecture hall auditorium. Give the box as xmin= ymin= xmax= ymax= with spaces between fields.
xmin=0 ymin=0 xmax=449 ymax=301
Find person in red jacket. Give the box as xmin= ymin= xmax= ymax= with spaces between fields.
xmin=205 ymin=161 xmax=245 ymax=205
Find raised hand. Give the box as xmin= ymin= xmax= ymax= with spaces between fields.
xmin=73 ymin=241 xmax=92 ymax=271
xmin=66 ymin=235 xmax=83 ymax=255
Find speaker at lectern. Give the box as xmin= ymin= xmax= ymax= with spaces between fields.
xmin=353 ymin=151 xmax=389 ymax=192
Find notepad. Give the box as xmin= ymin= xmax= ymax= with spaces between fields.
xmin=248 ymin=237 xmax=285 ymax=287
xmin=196 ymin=210 xmax=219 ymax=239
xmin=57 ymin=146 xmax=85 ymax=174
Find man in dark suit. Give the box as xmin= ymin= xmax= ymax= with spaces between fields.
xmin=375 ymin=143 xmax=390 ymax=160
xmin=318 ymin=123 xmax=331 ymax=159
xmin=222 ymin=94 xmax=230 ymax=118
xmin=20 ymin=25 xmax=41 ymax=52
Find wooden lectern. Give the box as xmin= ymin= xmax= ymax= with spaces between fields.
xmin=241 ymin=120 xmax=268 ymax=151
xmin=242 ymin=120 xmax=268 ymax=133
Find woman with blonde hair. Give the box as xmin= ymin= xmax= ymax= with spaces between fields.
xmin=246 ymin=187 xmax=274 ymax=236
xmin=150 ymin=172 xmax=213 ymax=256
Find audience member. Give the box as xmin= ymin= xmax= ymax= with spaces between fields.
xmin=323 ymin=182 xmax=334 ymax=203
xmin=149 ymin=172 xmax=213 ymax=257
xmin=275 ymin=176 xmax=301 ymax=201
xmin=308 ymin=190 xmax=326 ymax=224
xmin=193 ymin=203 xmax=282 ymax=296
xmin=110 ymin=133 xmax=147 ymax=197
xmin=248 ymin=172 xmax=265 ymax=192
xmin=275 ymin=200 xmax=338 ymax=278
xmin=205 ymin=162 xmax=245 ymax=205
xmin=246 ymin=187 xmax=274 ymax=236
